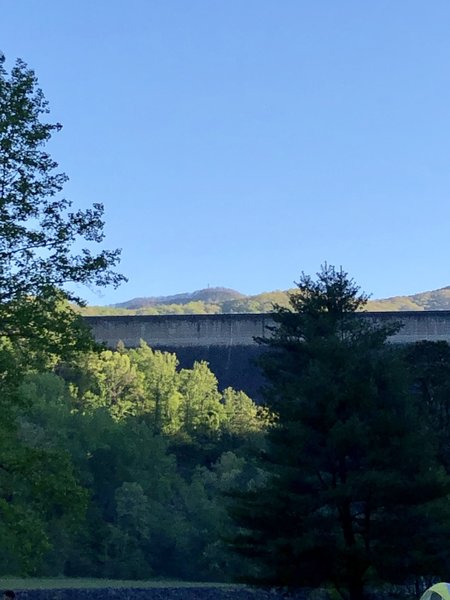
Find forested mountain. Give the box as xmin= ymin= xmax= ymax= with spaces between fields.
xmin=80 ymin=286 xmax=450 ymax=316
xmin=113 ymin=287 xmax=244 ymax=309
xmin=367 ymin=286 xmax=450 ymax=311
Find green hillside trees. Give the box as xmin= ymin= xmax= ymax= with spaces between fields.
xmin=12 ymin=345 xmax=268 ymax=579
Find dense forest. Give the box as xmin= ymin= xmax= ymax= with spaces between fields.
xmin=78 ymin=286 xmax=450 ymax=316
xmin=1 ymin=340 xmax=270 ymax=580
xmin=6 ymin=271 xmax=450 ymax=595
xmin=0 ymin=55 xmax=270 ymax=583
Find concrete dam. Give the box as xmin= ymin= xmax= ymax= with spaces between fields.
xmin=85 ymin=311 xmax=450 ymax=398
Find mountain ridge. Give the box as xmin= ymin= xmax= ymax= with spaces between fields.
xmin=112 ymin=287 xmax=244 ymax=309
xmin=78 ymin=285 xmax=450 ymax=316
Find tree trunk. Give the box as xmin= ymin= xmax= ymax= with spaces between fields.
xmin=340 ymin=501 xmax=366 ymax=600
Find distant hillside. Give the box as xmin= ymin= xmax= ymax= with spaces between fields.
xmin=78 ymin=286 xmax=450 ymax=316
xmin=79 ymin=288 xmax=290 ymax=316
xmin=113 ymin=287 xmax=244 ymax=309
xmin=367 ymin=286 xmax=450 ymax=311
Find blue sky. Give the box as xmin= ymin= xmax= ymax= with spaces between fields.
xmin=2 ymin=1 xmax=450 ymax=304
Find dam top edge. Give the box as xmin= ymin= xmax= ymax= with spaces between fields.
xmin=83 ymin=311 xmax=450 ymax=323
xmin=83 ymin=312 xmax=273 ymax=322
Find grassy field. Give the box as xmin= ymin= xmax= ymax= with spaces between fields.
xmin=0 ymin=578 xmax=237 ymax=590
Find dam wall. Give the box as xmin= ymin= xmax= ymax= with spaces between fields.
xmin=85 ymin=314 xmax=271 ymax=396
xmin=85 ymin=311 xmax=450 ymax=349
xmin=85 ymin=312 xmax=450 ymax=398
xmin=85 ymin=313 xmax=272 ymax=349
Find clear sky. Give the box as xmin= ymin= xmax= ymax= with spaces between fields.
xmin=2 ymin=1 xmax=450 ymax=304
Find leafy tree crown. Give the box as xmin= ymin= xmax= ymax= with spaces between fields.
xmin=0 ymin=55 xmax=125 ymax=305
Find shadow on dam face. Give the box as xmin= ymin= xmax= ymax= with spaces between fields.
xmin=84 ymin=311 xmax=450 ymax=400
xmin=161 ymin=345 xmax=266 ymax=400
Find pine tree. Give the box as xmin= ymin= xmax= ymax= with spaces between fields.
xmin=229 ymin=265 xmax=450 ymax=600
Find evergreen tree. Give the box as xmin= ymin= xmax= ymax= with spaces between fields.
xmin=229 ymin=265 xmax=450 ymax=600
xmin=405 ymin=340 xmax=450 ymax=473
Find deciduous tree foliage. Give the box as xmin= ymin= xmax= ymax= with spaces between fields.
xmin=0 ymin=55 xmax=268 ymax=579
xmin=11 ymin=346 xmax=268 ymax=579
xmin=229 ymin=265 xmax=450 ymax=600
xmin=0 ymin=55 xmax=124 ymax=573
xmin=0 ymin=55 xmax=124 ymax=352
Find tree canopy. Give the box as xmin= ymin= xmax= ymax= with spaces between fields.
xmin=0 ymin=55 xmax=125 ymax=573
xmin=0 ymin=55 xmax=124 ymax=353
xmin=229 ymin=265 xmax=450 ymax=600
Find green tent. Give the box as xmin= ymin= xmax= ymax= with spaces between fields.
xmin=420 ymin=583 xmax=450 ymax=600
